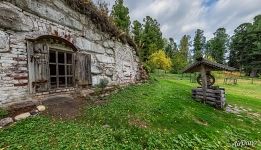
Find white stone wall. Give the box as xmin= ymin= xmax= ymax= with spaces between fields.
xmin=0 ymin=1 xmax=140 ymax=105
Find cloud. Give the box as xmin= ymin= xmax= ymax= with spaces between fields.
xmin=94 ymin=0 xmax=261 ymax=42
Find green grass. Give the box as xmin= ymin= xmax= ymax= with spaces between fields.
xmin=0 ymin=74 xmax=260 ymax=149
xmin=170 ymin=73 xmax=261 ymax=113
xmin=0 ymin=108 xmax=8 ymax=119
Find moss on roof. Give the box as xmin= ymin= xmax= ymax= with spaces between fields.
xmin=2 ymin=0 xmax=136 ymax=50
xmin=62 ymin=0 xmax=136 ymax=49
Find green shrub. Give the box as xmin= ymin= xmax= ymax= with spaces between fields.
xmin=0 ymin=108 xmax=8 ymax=119
xmin=143 ymin=63 xmax=152 ymax=73
xmin=97 ymin=78 xmax=109 ymax=89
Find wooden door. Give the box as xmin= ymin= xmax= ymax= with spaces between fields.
xmin=74 ymin=53 xmax=92 ymax=87
xmin=28 ymin=41 xmax=49 ymax=93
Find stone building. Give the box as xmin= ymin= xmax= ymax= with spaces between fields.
xmin=0 ymin=0 xmax=140 ymax=106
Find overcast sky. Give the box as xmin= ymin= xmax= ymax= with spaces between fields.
xmin=94 ymin=0 xmax=261 ymax=42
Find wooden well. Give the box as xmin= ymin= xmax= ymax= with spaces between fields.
xmin=183 ymin=58 xmax=236 ymax=109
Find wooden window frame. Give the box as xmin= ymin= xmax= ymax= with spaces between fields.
xmin=49 ymin=48 xmax=74 ymax=89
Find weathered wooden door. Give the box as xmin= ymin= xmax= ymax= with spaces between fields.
xmin=28 ymin=41 xmax=49 ymax=93
xmin=74 ymin=53 xmax=92 ymax=87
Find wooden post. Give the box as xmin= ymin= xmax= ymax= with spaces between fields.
xmin=200 ymin=65 xmax=207 ymax=103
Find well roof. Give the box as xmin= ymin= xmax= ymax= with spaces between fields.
xmin=182 ymin=58 xmax=236 ymax=73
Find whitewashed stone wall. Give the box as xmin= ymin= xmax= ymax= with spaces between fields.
xmin=0 ymin=0 xmax=140 ymax=105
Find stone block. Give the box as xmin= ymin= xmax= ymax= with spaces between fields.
xmin=96 ymin=55 xmax=115 ymax=64
xmin=105 ymin=68 xmax=114 ymax=77
xmin=103 ymin=40 xmax=115 ymax=48
xmin=37 ymin=105 xmax=46 ymax=112
xmin=84 ymin=29 xmax=102 ymax=41
xmin=75 ymin=37 xmax=105 ymax=54
xmin=105 ymin=49 xmax=114 ymax=55
xmin=91 ymin=65 xmax=102 ymax=74
xmin=0 ymin=117 xmax=13 ymax=127
xmin=0 ymin=31 xmax=9 ymax=52
xmin=0 ymin=4 xmax=33 ymax=31
xmin=14 ymin=112 xmax=31 ymax=121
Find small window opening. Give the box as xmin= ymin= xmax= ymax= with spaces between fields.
xmin=49 ymin=49 xmax=73 ymax=89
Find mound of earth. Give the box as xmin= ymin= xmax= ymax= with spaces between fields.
xmin=42 ymin=96 xmax=87 ymax=120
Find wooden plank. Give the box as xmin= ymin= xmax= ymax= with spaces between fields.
xmin=193 ymin=88 xmax=225 ymax=94
xmin=75 ymin=53 xmax=92 ymax=87
xmin=193 ymin=95 xmax=223 ymax=102
xmin=205 ymin=101 xmax=216 ymax=106
xmin=56 ymin=51 xmax=59 ymax=88
xmin=86 ymin=54 xmax=92 ymax=85
xmin=65 ymin=53 xmax=67 ymax=87
xmin=193 ymin=92 xmax=225 ymax=99
xmin=200 ymin=65 xmax=207 ymax=102
xmin=27 ymin=41 xmax=35 ymax=94
xmin=33 ymin=42 xmax=49 ymax=92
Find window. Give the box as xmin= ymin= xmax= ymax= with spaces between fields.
xmin=49 ymin=49 xmax=73 ymax=89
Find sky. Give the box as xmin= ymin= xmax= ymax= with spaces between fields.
xmin=94 ymin=0 xmax=261 ymax=42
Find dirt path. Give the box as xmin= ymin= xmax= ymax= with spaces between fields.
xmin=42 ymin=96 xmax=87 ymax=120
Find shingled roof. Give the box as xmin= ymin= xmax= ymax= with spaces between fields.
xmin=182 ymin=58 xmax=236 ymax=73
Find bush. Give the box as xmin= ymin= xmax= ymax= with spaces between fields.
xmin=143 ymin=63 xmax=152 ymax=73
xmin=98 ymin=79 xmax=109 ymax=89
xmin=0 ymin=108 xmax=8 ymax=119
xmin=148 ymin=50 xmax=172 ymax=72
xmin=148 ymin=76 xmax=158 ymax=83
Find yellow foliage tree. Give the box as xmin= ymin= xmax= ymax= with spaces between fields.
xmin=148 ymin=50 xmax=172 ymax=72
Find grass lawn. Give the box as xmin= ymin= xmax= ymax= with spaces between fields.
xmin=0 ymin=74 xmax=260 ymax=149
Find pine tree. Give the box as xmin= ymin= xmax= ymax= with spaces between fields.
xmin=140 ymin=16 xmax=164 ymax=61
xmin=193 ymin=29 xmax=206 ymax=60
xmin=111 ymin=0 xmax=131 ymax=32
xmin=229 ymin=15 xmax=261 ymax=76
xmin=132 ymin=20 xmax=143 ymax=48
xmin=164 ymin=38 xmax=178 ymax=58
xmin=171 ymin=35 xmax=190 ymax=73
xmin=229 ymin=23 xmax=251 ymax=70
xmin=207 ymin=28 xmax=229 ymax=64
xmin=179 ymin=35 xmax=190 ymax=61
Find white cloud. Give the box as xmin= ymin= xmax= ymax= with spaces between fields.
xmin=94 ymin=0 xmax=261 ymax=41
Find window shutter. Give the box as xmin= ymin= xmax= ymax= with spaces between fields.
xmin=28 ymin=41 xmax=49 ymax=93
xmin=75 ymin=53 xmax=92 ymax=87
xmin=27 ymin=41 xmax=35 ymax=94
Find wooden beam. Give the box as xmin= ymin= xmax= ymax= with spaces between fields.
xmin=200 ymin=64 xmax=207 ymax=103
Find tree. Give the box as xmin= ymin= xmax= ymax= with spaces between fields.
xmin=193 ymin=29 xmax=206 ymax=60
xmin=228 ymin=23 xmax=251 ymax=69
xmin=148 ymin=50 xmax=172 ymax=72
xmin=132 ymin=20 xmax=143 ymax=48
xmin=164 ymin=37 xmax=178 ymax=58
xmin=140 ymin=16 xmax=164 ymax=61
xmin=171 ymin=52 xmax=188 ymax=73
xmin=111 ymin=0 xmax=131 ymax=32
xmin=179 ymin=35 xmax=190 ymax=63
xmin=207 ymin=28 xmax=229 ymax=64
xmin=170 ymin=35 xmax=190 ymax=73
xmin=229 ymin=15 xmax=261 ymax=76
xmin=249 ymin=15 xmax=261 ymax=76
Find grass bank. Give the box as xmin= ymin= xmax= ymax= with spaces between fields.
xmin=0 ymin=74 xmax=260 ymax=149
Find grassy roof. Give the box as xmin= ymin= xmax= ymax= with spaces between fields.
xmin=63 ymin=0 xmax=136 ymax=49
xmin=3 ymin=0 xmax=136 ymax=50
